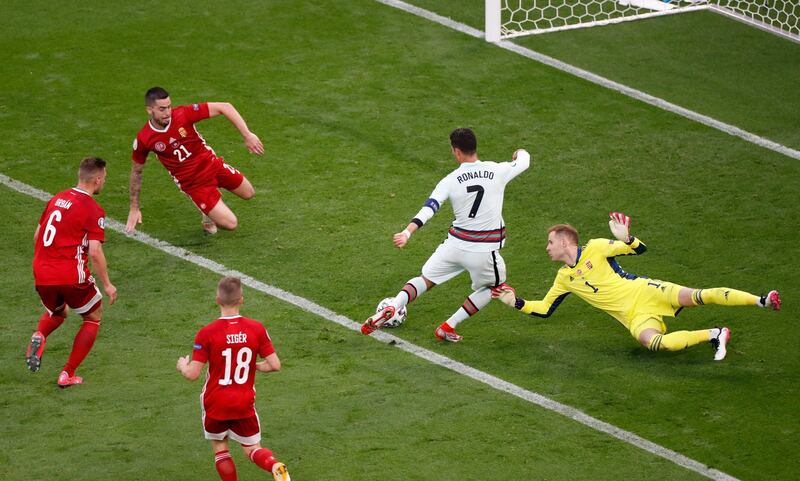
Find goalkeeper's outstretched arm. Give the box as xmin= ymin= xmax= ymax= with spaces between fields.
xmin=492 ymin=281 xmax=571 ymax=318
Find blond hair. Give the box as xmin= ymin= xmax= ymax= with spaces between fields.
xmin=548 ymin=223 xmax=579 ymax=245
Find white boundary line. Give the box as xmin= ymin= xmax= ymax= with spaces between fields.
xmin=0 ymin=172 xmax=740 ymax=481
xmin=375 ymin=0 xmax=800 ymax=161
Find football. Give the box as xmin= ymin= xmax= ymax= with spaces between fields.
xmin=376 ymin=297 xmax=407 ymax=328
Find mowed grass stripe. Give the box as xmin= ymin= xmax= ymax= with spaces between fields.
xmin=0 ymin=172 xmax=740 ymax=481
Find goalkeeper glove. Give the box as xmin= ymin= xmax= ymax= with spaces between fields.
xmin=608 ymin=211 xmax=632 ymax=243
xmin=491 ymin=283 xmax=518 ymax=308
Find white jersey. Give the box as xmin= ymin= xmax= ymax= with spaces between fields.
xmin=418 ymin=154 xmax=529 ymax=252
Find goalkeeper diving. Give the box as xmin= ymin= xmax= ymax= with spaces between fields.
xmin=492 ymin=212 xmax=781 ymax=360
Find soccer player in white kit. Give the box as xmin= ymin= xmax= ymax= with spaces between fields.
xmin=362 ymin=128 xmax=530 ymax=342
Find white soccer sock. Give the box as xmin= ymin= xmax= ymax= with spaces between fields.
xmin=394 ymin=276 xmax=428 ymax=309
xmin=445 ymin=287 xmax=492 ymax=328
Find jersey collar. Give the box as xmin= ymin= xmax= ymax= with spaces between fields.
xmin=219 ymin=315 xmax=242 ymax=320
xmin=147 ymin=118 xmax=171 ymax=133
xmin=567 ymin=246 xmax=583 ymax=268
xmin=71 ymin=187 xmax=91 ymax=196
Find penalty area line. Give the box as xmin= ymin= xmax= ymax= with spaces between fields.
xmin=375 ymin=0 xmax=800 ymax=162
xmin=1 ymin=172 xmax=739 ymax=481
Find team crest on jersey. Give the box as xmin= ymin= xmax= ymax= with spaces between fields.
xmin=178 ymin=127 xmax=188 ymax=138
xmin=155 ymin=141 xmax=166 ymax=152
xmin=576 ymin=269 xmax=583 ymax=276
xmin=98 ymin=217 xmax=105 ymax=229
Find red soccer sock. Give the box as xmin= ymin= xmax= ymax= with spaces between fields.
xmin=214 ymin=450 xmax=238 ymax=481
xmin=63 ymin=320 xmax=100 ymax=376
xmin=37 ymin=312 xmax=66 ymax=338
xmin=249 ymin=447 xmax=277 ymax=472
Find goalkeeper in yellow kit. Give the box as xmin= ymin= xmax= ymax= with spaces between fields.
xmin=492 ymin=212 xmax=781 ymax=361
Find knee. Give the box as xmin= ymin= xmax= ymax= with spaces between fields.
xmin=241 ymin=443 xmax=260 ymax=457
xmin=241 ymin=187 xmax=255 ymax=200
xmin=85 ymin=306 xmax=103 ymax=321
xmin=218 ymin=216 xmax=238 ymax=230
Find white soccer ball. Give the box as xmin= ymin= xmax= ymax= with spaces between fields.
xmin=376 ymin=297 xmax=407 ymax=328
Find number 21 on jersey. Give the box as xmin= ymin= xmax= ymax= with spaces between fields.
xmin=174 ymin=145 xmax=192 ymax=162
xmin=219 ymin=347 xmax=252 ymax=385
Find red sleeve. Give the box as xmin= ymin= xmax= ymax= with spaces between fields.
xmin=192 ymin=328 xmax=210 ymax=363
xmin=259 ymin=324 xmax=275 ymax=358
xmin=184 ymin=102 xmax=210 ymax=124
xmin=132 ymin=133 xmax=149 ymax=164
xmin=85 ymin=204 xmax=105 ymax=243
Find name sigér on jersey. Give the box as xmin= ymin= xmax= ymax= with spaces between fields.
xmin=226 ymin=333 xmax=247 ymax=344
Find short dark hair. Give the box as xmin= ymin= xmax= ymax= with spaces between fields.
xmin=450 ymin=128 xmax=477 ymax=155
xmin=217 ymin=276 xmax=243 ymax=306
xmin=145 ymin=86 xmax=170 ymax=106
xmin=78 ymin=156 xmax=107 ymax=182
xmin=548 ymin=224 xmax=579 ymax=246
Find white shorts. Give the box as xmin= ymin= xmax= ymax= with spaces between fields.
xmin=421 ymin=243 xmax=506 ymax=290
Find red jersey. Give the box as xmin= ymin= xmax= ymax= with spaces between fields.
xmin=192 ymin=315 xmax=276 ymax=420
xmin=33 ymin=188 xmax=105 ymax=285
xmin=132 ymin=103 xmax=220 ymax=190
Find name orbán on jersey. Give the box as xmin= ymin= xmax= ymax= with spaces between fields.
xmin=33 ymin=188 xmax=105 ymax=286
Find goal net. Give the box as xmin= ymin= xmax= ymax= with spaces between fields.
xmin=485 ymin=0 xmax=800 ymax=43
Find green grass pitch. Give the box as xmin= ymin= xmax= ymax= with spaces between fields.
xmin=0 ymin=1 xmax=798 ymax=480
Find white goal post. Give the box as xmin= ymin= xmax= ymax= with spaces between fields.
xmin=485 ymin=0 xmax=800 ymax=44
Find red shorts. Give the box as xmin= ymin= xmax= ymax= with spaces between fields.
xmin=36 ymin=282 xmax=102 ymax=316
xmin=203 ymin=414 xmax=261 ymax=445
xmin=183 ymin=160 xmax=245 ymax=214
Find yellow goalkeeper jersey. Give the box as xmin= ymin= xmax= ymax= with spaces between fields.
xmin=520 ymin=237 xmax=679 ymax=325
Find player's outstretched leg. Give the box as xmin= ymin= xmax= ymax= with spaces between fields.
xmin=435 ymin=287 xmax=492 ymax=342
xmin=684 ymin=287 xmax=780 ymax=310
xmin=362 ymin=276 xmax=431 ymax=335
xmin=646 ymin=327 xmax=730 ymax=361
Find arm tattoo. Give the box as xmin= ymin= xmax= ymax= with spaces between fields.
xmin=129 ymin=164 xmax=144 ymax=208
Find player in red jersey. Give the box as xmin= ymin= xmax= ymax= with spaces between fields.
xmin=127 ymin=86 xmax=263 ymax=235
xmin=177 ymin=277 xmax=290 ymax=481
xmin=26 ymin=157 xmax=117 ymax=388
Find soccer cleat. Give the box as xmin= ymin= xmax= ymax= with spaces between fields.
xmin=25 ymin=331 xmax=46 ymax=373
xmin=57 ymin=371 xmax=84 ymax=388
xmin=434 ymin=323 xmax=463 ymax=343
xmin=710 ymin=327 xmax=731 ymax=361
xmin=201 ymin=215 xmax=218 ymax=235
xmin=361 ymin=305 xmax=396 ymax=335
xmin=272 ymin=462 xmax=291 ymax=481
xmin=764 ymin=290 xmax=781 ymax=311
